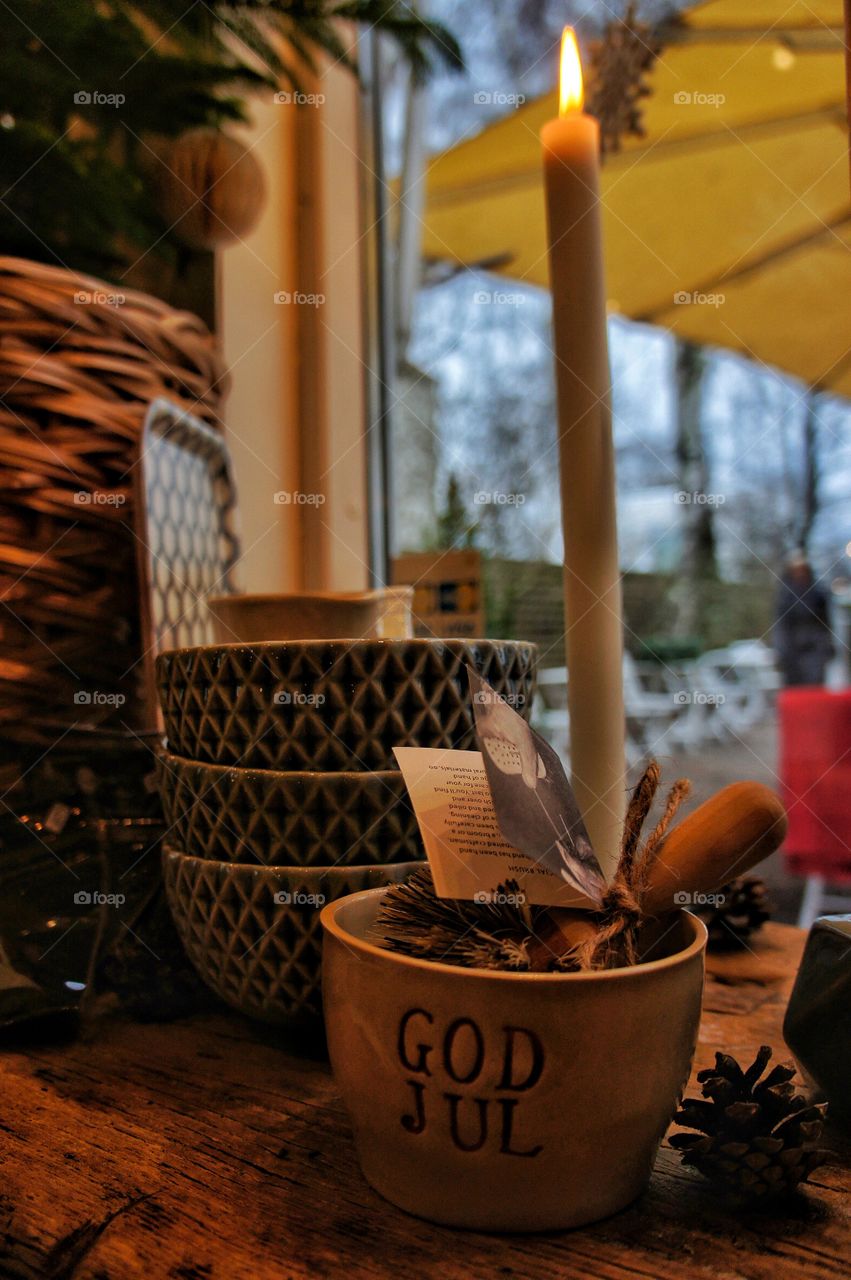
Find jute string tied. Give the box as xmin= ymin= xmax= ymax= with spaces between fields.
xmin=580 ymin=761 xmax=691 ymax=970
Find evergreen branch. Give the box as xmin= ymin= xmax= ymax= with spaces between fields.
xmin=0 ymin=0 xmax=462 ymax=276
xmin=331 ymin=2 xmax=463 ymax=77
xmin=210 ymin=0 xmax=463 ymax=79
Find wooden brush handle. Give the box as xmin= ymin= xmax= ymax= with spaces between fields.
xmin=528 ymin=782 xmax=787 ymax=967
xmin=642 ymin=781 xmax=787 ymax=917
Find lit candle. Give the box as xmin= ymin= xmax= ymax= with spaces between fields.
xmin=540 ymin=28 xmax=625 ymax=876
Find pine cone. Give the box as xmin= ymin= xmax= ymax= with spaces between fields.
xmin=670 ymin=1045 xmax=829 ymax=1201
xmin=700 ymin=876 xmax=771 ymax=951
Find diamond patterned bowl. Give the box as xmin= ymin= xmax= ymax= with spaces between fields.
xmin=163 ymin=847 xmax=421 ymax=1025
xmin=156 ymin=638 xmax=537 ymax=771
xmin=156 ymin=750 xmax=423 ymax=866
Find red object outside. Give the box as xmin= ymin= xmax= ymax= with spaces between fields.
xmin=778 ymin=688 xmax=851 ymax=880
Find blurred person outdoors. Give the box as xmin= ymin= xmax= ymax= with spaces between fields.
xmin=774 ymin=551 xmax=835 ymax=687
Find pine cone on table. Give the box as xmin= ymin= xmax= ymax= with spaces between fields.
xmin=670 ymin=1045 xmax=829 ymax=1202
xmin=700 ymin=875 xmax=771 ymax=951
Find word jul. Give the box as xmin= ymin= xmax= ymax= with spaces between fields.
xmin=397 ymin=1008 xmax=544 ymax=1157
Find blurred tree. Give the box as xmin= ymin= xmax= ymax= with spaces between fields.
xmin=798 ymin=390 xmax=821 ymax=554
xmin=0 ymin=1 xmax=460 ymax=281
xmin=431 ymin=472 xmax=478 ymax=549
xmin=672 ymin=339 xmax=717 ymax=636
xmin=406 ymin=277 xmax=561 ymax=561
xmin=704 ymin=352 xmax=802 ymax=578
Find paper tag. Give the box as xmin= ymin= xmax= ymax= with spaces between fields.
xmin=394 ymin=747 xmax=600 ymax=909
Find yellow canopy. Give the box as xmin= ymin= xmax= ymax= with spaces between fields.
xmin=420 ymin=0 xmax=851 ymax=394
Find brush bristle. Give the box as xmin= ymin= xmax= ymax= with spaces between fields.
xmin=371 ymin=867 xmax=558 ymax=971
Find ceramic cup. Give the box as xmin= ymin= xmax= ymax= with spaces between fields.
xmin=207 ymin=588 xmax=414 ymax=644
xmin=322 ymin=889 xmax=707 ymax=1232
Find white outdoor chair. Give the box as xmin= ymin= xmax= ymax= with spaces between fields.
xmin=693 ymin=647 xmax=766 ymax=735
xmin=622 ymin=652 xmax=684 ymax=759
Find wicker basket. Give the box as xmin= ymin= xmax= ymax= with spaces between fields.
xmin=0 ymin=257 xmax=228 ymax=752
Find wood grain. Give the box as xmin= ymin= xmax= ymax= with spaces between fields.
xmin=1 ymin=923 xmax=848 ymax=1280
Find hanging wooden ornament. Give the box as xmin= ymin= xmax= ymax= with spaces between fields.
xmin=152 ymin=128 xmax=266 ymax=250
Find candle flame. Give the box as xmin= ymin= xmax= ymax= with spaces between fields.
xmin=558 ymin=27 xmax=584 ymax=115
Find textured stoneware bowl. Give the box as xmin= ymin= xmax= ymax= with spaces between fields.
xmin=207 ymin=588 xmax=414 ymax=643
xmin=163 ymin=849 xmax=421 ymax=1026
xmin=156 ymin=638 xmax=537 ymax=771
xmin=156 ymin=750 xmax=423 ymax=867
xmin=322 ymin=889 xmax=707 ymax=1232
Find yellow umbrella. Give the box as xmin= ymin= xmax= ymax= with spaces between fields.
xmin=420 ymin=0 xmax=851 ymax=394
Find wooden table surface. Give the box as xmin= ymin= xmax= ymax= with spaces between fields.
xmin=1 ymin=922 xmax=848 ymax=1280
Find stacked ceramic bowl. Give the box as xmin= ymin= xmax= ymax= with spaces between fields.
xmin=156 ymin=638 xmax=537 ymax=1026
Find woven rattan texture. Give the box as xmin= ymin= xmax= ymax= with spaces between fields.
xmin=0 ymin=257 xmax=227 ymax=750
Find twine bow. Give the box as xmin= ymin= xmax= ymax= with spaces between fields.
xmin=579 ymin=761 xmax=691 ymax=969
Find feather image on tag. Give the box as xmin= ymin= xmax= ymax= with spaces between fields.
xmin=468 ymin=668 xmax=606 ymax=905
